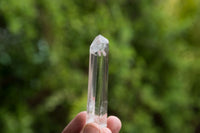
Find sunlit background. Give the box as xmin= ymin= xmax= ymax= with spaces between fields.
xmin=0 ymin=0 xmax=200 ymax=133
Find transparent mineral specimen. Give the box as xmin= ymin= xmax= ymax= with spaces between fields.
xmin=86 ymin=35 xmax=109 ymax=128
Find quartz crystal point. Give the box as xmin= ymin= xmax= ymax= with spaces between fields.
xmin=86 ymin=35 xmax=109 ymax=127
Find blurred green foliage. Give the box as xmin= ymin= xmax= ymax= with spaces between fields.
xmin=0 ymin=0 xmax=200 ymax=133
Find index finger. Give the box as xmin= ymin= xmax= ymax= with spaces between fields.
xmin=107 ymin=116 xmax=122 ymax=133
xmin=62 ymin=111 xmax=86 ymax=133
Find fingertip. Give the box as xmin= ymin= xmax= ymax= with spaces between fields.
xmin=76 ymin=111 xmax=87 ymax=121
xmin=72 ymin=111 xmax=87 ymax=127
xmin=83 ymin=123 xmax=100 ymax=133
xmin=107 ymin=116 xmax=122 ymax=133
xmin=62 ymin=111 xmax=87 ymax=133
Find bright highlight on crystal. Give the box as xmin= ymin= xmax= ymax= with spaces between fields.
xmin=86 ymin=35 xmax=109 ymax=127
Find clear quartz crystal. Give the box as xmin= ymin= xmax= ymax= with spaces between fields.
xmin=87 ymin=35 xmax=109 ymax=128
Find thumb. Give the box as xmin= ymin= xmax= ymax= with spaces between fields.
xmin=83 ymin=123 xmax=100 ymax=133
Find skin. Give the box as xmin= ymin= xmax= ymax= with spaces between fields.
xmin=62 ymin=111 xmax=122 ymax=133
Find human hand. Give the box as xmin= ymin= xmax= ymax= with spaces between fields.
xmin=62 ymin=111 xmax=121 ymax=133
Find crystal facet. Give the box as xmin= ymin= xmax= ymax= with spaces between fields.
xmin=86 ymin=35 xmax=109 ymax=128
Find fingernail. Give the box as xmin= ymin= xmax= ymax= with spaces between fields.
xmin=101 ymin=128 xmax=112 ymax=133
xmin=83 ymin=123 xmax=100 ymax=133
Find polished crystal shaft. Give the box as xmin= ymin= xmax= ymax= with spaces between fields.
xmin=87 ymin=35 xmax=109 ymax=127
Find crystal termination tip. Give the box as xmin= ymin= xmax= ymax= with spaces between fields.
xmin=90 ymin=35 xmax=109 ymax=56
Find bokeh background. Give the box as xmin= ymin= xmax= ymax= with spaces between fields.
xmin=0 ymin=0 xmax=200 ymax=133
